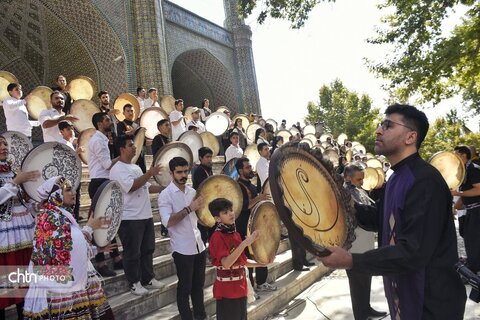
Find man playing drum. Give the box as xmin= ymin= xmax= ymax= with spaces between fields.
xmin=186 ymin=107 xmax=205 ymax=134
xmin=116 ymin=103 xmax=146 ymax=173
xmin=319 ymin=104 xmax=466 ymax=319
xmin=2 ymin=83 xmax=33 ymax=139
xmin=170 ymin=99 xmax=186 ymax=141
xmin=144 ymin=87 xmax=160 ymax=109
xmin=151 ymin=119 xmax=171 ymax=156
xmin=158 ymin=157 xmax=207 ymax=320
xmin=39 ymin=91 xmax=78 ymax=142
xmin=110 ymin=135 xmax=165 ymax=296
xmin=225 ymin=132 xmax=243 ymax=163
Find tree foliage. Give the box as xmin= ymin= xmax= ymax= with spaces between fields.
xmin=421 ymin=109 xmax=480 ymax=159
xmin=305 ymin=79 xmax=381 ymax=153
xmin=368 ymin=1 xmax=480 ymax=111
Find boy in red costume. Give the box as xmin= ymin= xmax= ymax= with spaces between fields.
xmin=208 ymin=198 xmax=265 ymax=320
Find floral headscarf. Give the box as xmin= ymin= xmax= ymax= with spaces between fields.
xmin=37 ymin=176 xmax=73 ymax=209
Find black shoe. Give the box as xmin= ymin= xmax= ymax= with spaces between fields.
xmin=304 ymin=261 xmax=315 ymax=267
xmin=294 ymin=267 xmax=310 ymax=271
xmin=97 ymin=265 xmax=117 ymax=277
xmin=368 ymin=307 xmax=387 ymax=318
xmin=113 ymin=259 xmax=123 ymax=270
xmin=280 ymin=234 xmax=288 ymax=240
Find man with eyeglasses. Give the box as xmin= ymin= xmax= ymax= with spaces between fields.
xmin=319 ymin=104 xmax=466 ymax=319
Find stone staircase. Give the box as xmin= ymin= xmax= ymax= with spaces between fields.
xmin=7 ymin=155 xmax=331 ymax=319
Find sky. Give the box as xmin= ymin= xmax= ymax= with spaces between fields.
xmin=170 ymin=0 xmax=479 ymax=131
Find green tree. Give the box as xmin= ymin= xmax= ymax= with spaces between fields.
xmin=305 ymin=79 xmax=381 ymax=152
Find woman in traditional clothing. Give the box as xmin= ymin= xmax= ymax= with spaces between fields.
xmin=0 ymin=135 xmax=39 ymax=320
xmin=23 ymin=176 xmax=115 ymax=320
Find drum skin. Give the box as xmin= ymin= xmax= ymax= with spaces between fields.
xmin=200 ymin=131 xmax=220 ymax=157
xmin=243 ymin=144 xmax=261 ymax=170
xmin=205 ymin=112 xmax=230 ymax=136
xmin=114 ymin=93 xmax=141 ymax=122
xmin=151 ymin=142 xmax=193 ymax=187
xmin=362 ymin=167 xmax=379 ymax=192
xmin=195 ymin=175 xmax=243 ymax=227
xmin=160 ymin=95 xmax=175 ymax=114
xmin=247 ymin=201 xmax=281 ymax=264
xmin=0 ymin=71 xmax=18 ymax=101
xmin=25 ymin=86 xmax=53 ymax=120
xmin=70 ymin=99 xmax=100 ymax=132
xmin=303 ymin=125 xmax=316 ymax=136
xmin=2 ymin=131 xmax=33 ymax=172
xmin=77 ymin=128 xmax=96 ymax=165
xmin=178 ymin=130 xmax=204 ymax=163
xmin=91 ymin=180 xmax=123 ymax=247
xmin=269 ymin=144 xmax=354 ymax=257
xmin=140 ymin=107 xmax=168 ymax=139
xmin=21 ymin=142 xmax=82 ymax=202
xmin=246 ymin=123 xmax=262 ymax=143
xmin=429 ymin=151 xmax=465 ymax=190
xmin=131 ymin=127 xmax=146 ymax=164
xmin=68 ymin=76 xmax=96 ymax=101
xmin=275 ymin=129 xmax=292 ymax=143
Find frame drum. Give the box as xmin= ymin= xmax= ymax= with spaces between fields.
xmin=429 ymin=151 xmax=465 ymax=190
xmin=269 ymin=144 xmax=354 ymax=256
xmin=178 ymin=130 xmax=204 ymax=163
xmin=337 ymin=133 xmax=348 ymax=145
xmin=140 ymin=107 xmax=168 ymax=139
xmin=160 ymin=95 xmax=175 ymax=114
xmin=275 ymin=129 xmax=292 ymax=143
xmin=0 ymin=71 xmax=18 ymax=101
xmin=195 ymin=175 xmax=243 ymax=227
xmin=319 ymin=133 xmax=333 ymax=143
xmin=303 ymin=125 xmax=316 ymax=136
xmin=77 ymin=128 xmax=96 ymax=165
xmin=362 ymin=167 xmax=379 ymax=192
xmin=262 ymin=178 xmax=271 ymax=198
xmin=25 ymin=86 xmax=53 ymax=120
xmin=266 ymin=119 xmax=278 ymax=132
xmin=246 ymin=123 xmax=262 ymax=143
xmin=375 ymin=167 xmax=385 ymax=189
xmin=151 ymin=142 xmax=193 ymax=187
xmin=299 ymin=138 xmax=313 ymax=148
xmin=303 ymin=133 xmax=317 ymax=146
xmin=70 ymin=99 xmax=100 ymax=132
xmin=221 ymin=157 xmax=239 ymax=180
xmin=247 ymin=201 xmax=281 ymax=264
xmin=200 ymin=131 xmax=220 ymax=157
xmin=366 ymin=158 xmax=383 ymax=169
xmin=232 ymin=114 xmax=250 ymax=127
xmin=21 ymin=142 xmax=82 ymax=202
xmin=91 ymin=180 xmax=123 ymax=247
xmin=216 ymin=106 xmax=230 ymax=113
xmin=205 ymin=112 xmax=230 ymax=136
xmin=289 ymin=126 xmax=300 ymax=137
xmin=114 ymin=93 xmax=141 ymax=122
xmin=322 ymin=149 xmax=340 ymax=167
xmin=184 ymin=106 xmax=195 ymax=122
xmin=243 ymin=144 xmax=261 ymax=170
xmin=68 ymin=76 xmax=96 ymax=101
xmin=2 ymin=131 xmax=33 ymax=172
xmin=132 ymin=127 xmax=146 ymax=164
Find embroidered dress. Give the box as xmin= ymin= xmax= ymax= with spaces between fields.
xmin=0 ymin=160 xmax=35 ymax=309
xmin=23 ymin=177 xmax=114 ymax=320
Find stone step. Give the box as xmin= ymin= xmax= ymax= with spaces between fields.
xmin=103 ymin=239 xmax=290 ymax=299
xmin=139 ymin=253 xmax=330 ymax=320
xmin=110 ymin=244 xmax=296 ymax=320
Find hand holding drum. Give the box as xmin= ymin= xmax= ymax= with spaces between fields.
xmin=190 ymin=195 xmax=205 ymax=212
xmin=13 ymin=170 xmax=40 ymax=185
xmin=244 ymin=230 xmax=260 ymax=246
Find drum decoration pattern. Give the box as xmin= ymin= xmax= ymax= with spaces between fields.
xmin=221 ymin=158 xmax=239 ymax=181
xmin=91 ymin=180 xmax=123 ymax=248
xmin=3 ymin=131 xmax=33 ymax=172
xmin=269 ymin=143 xmax=356 ymax=257
xmin=21 ymin=142 xmax=82 ymax=202
xmin=247 ymin=201 xmax=281 ymax=264
xmin=195 ymin=175 xmax=243 ymax=227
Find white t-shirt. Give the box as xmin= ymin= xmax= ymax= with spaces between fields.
xmin=186 ymin=120 xmax=205 ymax=133
xmin=38 ymin=108 xmax=64 ymax=142
xmin=2 ymin=96 xmax=32 ymax=137
xmin=170 ymin=110 xmax=186 ymax=141
xmin=256 ymin=156 xmax=270 ymax=186
xmin=144 ymin=98 xmax=160 ymax=109
xmin=225 ymin=144 xmax=243 ymax=163
xmin=109 ymin=161 xmax=152 ymax=220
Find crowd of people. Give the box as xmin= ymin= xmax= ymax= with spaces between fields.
xmin=0 ymin=74 xmax=475 ymax=320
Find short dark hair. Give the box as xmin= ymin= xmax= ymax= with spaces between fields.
xmin=92 ymin=112 xmax=108 ymax=130
xmin=98 ymin=90 xmax=108 ymax=98
xmin=157 ymin=119 xmax=169 ymax=129
xmin=114 ymin=135 xmax=133 ymax=155
xmin=201 ymin=99 xmax=209 ymax=108
xmin=7 ymin=83 xmax=19 ymax=92
xmin=454 ymin=145 xmax=471 ymax=160
xmin=343 ymin=164 xmax=364 ymax=178
xmin=169 ymin=156 xmax=188 ymax=172
xmin=257 ymin=142 xmax=268 ymax=152
xmin=208 ymin=198 xmax=233 ymax=217
xmin=199 ymin=147 xmax=213 ymax=159
xmin=384 ymin=104 xmax=429 ymax=149
xmin=235 ymin=157 xmax=249 ymax=172
xmin=175 ymin=99 xmax=183 ymax=106
xmin=136 ymin=87 xmax=144 ymax=95
xmin=58 ymin=121 xmax=72 ymax=131
xmin=123 ymin=103 xmax=133 ymax=112
xmin=229 ymin=131 xmax=239 ymax=139
xmin=50 ymin=90 xmax=63 ymax=99
xmin=57 ymin=75 xmax=66 ymax=81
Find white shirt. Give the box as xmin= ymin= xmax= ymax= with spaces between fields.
xmin=144 ymin=98 xmax=160 ymax=109
xmin=170 ymin=110 xmax=186 ymax=141
xmin=2 ymin=96 xmax=32 ymax=137
xmin=38 ymin=108 xmax=64 ymax=142
xmin=110 ymin=161 xmax=152 ymax=220
xmin=59 ymin=137 xmax=74 ymax=150
xmin=88 ymin=131 xmax=112 ymax=179
xmin=137 ymin=97 xmax=146 ymax=113
xmin=225 ymin=144 xmax=243 ymax=163
xmin=256 ymin=156 xmax=270 ymax=186
xmin=158 ymin=182 xmax=205 ymax=255
xmin=186 ymin=120 xmax=205 ymax=133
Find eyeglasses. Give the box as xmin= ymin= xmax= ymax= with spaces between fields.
xmin=378 ymin=119 xmax=414 ymax=131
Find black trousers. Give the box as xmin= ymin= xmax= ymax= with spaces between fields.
xmin=172 ymin=250 xmax=207 ymax=320
xmin=464 ymin=210 xmax=480 ymax=273
xmin=245 ymin=249 xmax=267 ymax=286
xmin=346 ymin=269 xmax=373 ymax=320
xmin=88 ymin=178 xmax=120 ymax=262
xmin=117 ymin=218 xmax=155 ymax=286
xmin=216 ymin=297 xmax=247 ymax=320
xmin=289 ymin=234 xmax=308 ymax=270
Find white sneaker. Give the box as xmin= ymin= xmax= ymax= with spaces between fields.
xmin=130 ymin=282 xmax=148 ymax=296
xmin=256 ymin=282 xmax=277 ymax=292
xmin=145 ymin=278 xmax=165 ymax=289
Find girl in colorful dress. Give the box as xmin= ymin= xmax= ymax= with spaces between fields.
xmin=23 ymin=176 xmax=115 ymax=320
xmin=0 ymin=135 xmax=39 ymax=320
